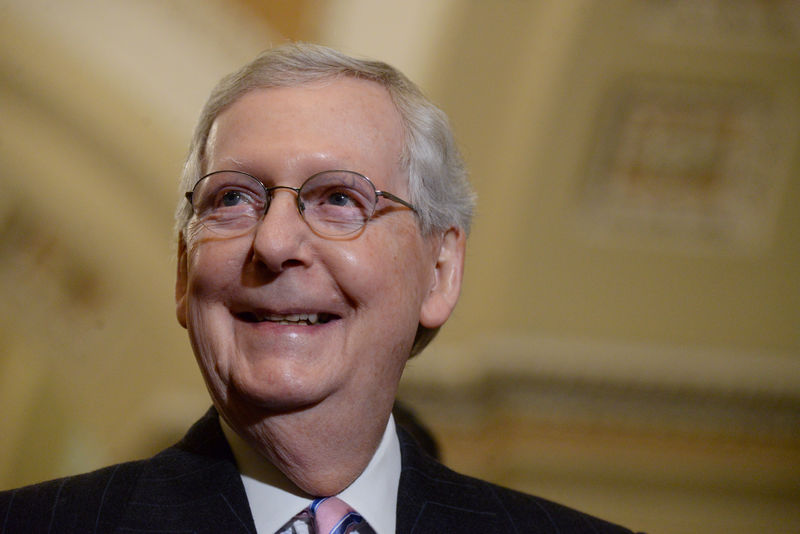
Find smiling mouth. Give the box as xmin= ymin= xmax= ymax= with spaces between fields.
xmin=236 ymin=312 xmax=338 ymax=325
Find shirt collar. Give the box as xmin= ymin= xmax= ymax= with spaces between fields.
xmin=221 ymin=415 xmax=401 ymax=534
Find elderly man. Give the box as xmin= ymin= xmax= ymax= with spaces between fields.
xmin=1 ymin=44 xmax=637 ymax=534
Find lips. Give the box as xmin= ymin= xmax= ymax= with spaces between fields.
xmin=235 ymin=311 xmax=338 ymax=325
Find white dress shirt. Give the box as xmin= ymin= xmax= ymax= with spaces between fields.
xmin=221 ymin=415 xmax=401 ymax=534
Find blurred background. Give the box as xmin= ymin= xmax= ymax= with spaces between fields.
xmin=1 ymin=1 xmax=798 ymax=532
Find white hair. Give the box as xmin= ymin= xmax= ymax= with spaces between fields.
xmin=175 ymin=42 xmax=474 ymax=238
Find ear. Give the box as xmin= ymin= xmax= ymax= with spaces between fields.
xmin=175 ymin=234 xmax=188 ymax=329
xmin=419 ymin=226 xmax=466 ymax=329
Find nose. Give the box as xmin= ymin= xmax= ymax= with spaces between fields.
xmin=250 ymin=188 xmax=310 ymax=272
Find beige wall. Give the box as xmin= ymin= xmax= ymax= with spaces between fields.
xmin=1 ymin=1 xmax=798 ymax=532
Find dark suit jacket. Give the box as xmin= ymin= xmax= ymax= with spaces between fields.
xmin=1 ymin=409 xmax=637 ymax=533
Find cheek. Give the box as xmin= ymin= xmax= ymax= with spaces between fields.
xmin=337 ymin=242 xmax=401 ymax=296
xmin=183 ymin=241 xmax=242 ymax=369
xmin=337 ymin=230 xmax=430 ymax=322
xmin=186 ymin=240 xmax=244 ymax=298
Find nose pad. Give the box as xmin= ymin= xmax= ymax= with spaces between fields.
xmin=264 ymin=186 xmax=302 ymax=217
xmin=251 ymin=188 xmax=308 ymax=272
xmin=259 ymin=188 xmax=304 ymax=229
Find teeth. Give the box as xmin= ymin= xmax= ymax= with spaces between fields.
xmin=259 ymin=313 xmax=321 ymax=325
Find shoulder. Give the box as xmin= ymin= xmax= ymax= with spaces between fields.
xmin=397 ymin=427 xmax=638 ymax=533
xmin=1 ymin=408 xmax=233 ymax=533
xmin=0 ymin=460 xmax=146 ymax=532
xmin=480 ymin=481 xmax=637 ymax=534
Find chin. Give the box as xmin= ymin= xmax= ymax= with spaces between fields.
xmin=221 ymin=370 xmax=327 ymax=415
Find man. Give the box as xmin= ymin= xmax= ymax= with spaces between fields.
xmin=1 ymin=44 xmax=638 ymax=533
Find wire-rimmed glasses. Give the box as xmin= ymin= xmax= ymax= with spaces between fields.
xmin=186 ymin=169 xmax=416 ymax=238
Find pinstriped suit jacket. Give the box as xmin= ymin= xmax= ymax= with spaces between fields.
xmin=1 ymin=409 xmax=637 ymax=533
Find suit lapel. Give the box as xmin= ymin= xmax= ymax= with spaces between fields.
xmin=395 ymin=428 xmax=508 ymax=534
xmin=116 ymin=408 xmax=257 ymax=534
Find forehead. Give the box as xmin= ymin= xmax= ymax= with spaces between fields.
xmin=205 ymin=78 xmax=406 ymax=189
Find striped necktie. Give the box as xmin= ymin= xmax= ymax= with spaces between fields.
xmin=277 ymin=497 xmax=371 ymax=534
xmin=310 ymin=497 xmax=366 ymax=534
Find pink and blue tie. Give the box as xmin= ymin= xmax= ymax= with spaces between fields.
xmin=309 ymin=497 xmax=366 ymax=534
xmin=278 ymin=497 xmax=369 ymax=534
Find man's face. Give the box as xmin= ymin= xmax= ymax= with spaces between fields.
xmin=176 ymin=79 xmax=461 ymax=426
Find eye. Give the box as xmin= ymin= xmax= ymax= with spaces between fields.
xmin=207 ymin=180 xmax=266 ymax=211
xmin=299 ymin=171 xmax=375 ymax=220
xmin=326 ymin=190 xmax=356 ymax=207
xmin=195 ymin=183 xmax=264 ymax=217
xmin=219 ymin=189 xmax=250 ymax=207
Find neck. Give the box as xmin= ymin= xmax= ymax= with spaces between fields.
xmin=219 ymin=396 xmax=392 ymax=496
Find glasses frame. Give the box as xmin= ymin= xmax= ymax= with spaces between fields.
xmin=185 ymin=169 xmax=416 ymax=237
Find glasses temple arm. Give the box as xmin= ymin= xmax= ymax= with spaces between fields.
xmin=378 ymin=191 xmax=416 ymax=212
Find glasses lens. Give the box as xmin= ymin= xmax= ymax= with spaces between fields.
xmin=300 ymin=171 xmax=376 ymax=236
xmin=191 ymin=171 xmax=266 ymax=235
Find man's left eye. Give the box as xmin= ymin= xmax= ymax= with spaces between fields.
xmin=326 ymin=191 xmax=354 ymax=207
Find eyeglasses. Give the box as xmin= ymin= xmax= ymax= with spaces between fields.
xmin=186 ymin=170 xmax=416 ymax=238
